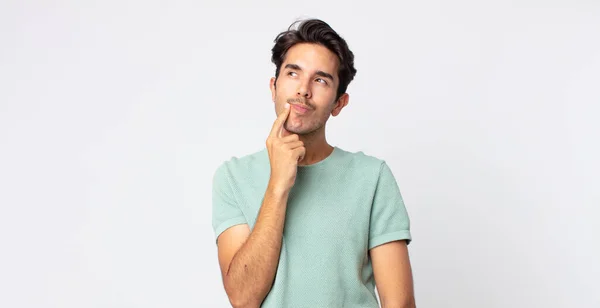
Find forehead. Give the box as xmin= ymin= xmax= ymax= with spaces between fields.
xmin=283 ymin=43 xmax=340 ymax=80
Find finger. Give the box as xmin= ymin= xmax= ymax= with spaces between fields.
xmin=279 ymin=125 xmax=292 ymax=138
xmin=294 ymin=146 xmax=306 ymax=162
xmin=280 ymin=134 xmax=299 ymax=143
xmin=269 ymin=103 xmax=291 ymax=139
xmin=284 ymin=140 xmax=304 ymax=149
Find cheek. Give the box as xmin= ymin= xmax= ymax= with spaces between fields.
xmin=314 ymin=91 xmax=337 ymax=109
xmin=277 ymin=78 xmax=295 ymax=92
xmin=314 ymin=85 xmax=336 ymax=99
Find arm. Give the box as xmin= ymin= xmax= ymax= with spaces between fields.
xmin=217 ymin=185 xmax=290 ymax=308
xmin=371 ymin=240 xmax=416 ymax=308
xmin=215 ymin=103 xmax=304 ymax=308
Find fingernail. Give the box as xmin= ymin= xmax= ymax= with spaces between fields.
xmin=285 ymin=103 xmax=290 ymax=109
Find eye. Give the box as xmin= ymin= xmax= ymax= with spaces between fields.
xmin=287 ymin=71 xmax=298 ymax=77
xmin=316 ymin=78 xmax=328 ymax=85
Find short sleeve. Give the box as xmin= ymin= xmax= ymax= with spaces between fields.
xmin=368 ymin=161 xmax=412 ymax=249
xmin=211 ymin=162 xmax=247 ymax=244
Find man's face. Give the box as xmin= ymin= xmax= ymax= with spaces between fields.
xmin=270 ymin=43 xmax=348 ymax=136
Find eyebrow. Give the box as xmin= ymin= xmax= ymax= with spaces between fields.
xmin=284 ymin=63 xmax=335 ymax=82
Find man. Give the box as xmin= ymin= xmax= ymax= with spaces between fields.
xmin=212 ymin=18 xmax=415 ymax=308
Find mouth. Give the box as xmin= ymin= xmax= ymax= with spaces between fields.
xmin=291 ymin=103 xmax=311 ymax=114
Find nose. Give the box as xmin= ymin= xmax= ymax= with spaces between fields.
xmin=297 ymin=80 xmax=312 ymax=99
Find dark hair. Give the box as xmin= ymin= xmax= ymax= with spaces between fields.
xmin=271 ymin=19 xmax=357 ymax=100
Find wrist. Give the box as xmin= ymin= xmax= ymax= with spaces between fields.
xmin=266 ymin=180 xmax=290 ymax=199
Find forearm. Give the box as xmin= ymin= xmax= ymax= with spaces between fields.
xmin=224 ymin=183 xmax=289 ymax=307
xmin=380 ymin=296 xmax=416 ymax=308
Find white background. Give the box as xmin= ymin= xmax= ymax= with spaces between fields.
xmin=1 ymin=0 xmax=599 ymax=307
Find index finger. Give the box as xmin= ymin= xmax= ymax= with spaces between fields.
xmin=269 ymin=103 xmax=290 ymax=139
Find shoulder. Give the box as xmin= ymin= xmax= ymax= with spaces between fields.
xmin=335 ymin=146 xmax=387 ymax=172
xmin=213 ymin=147 xmax=269 ymax=179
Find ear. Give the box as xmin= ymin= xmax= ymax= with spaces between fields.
xmin=331 ymin=93 xmax=349 ymax=117
xmin=269 ymin=77 xmax=277 ymax=102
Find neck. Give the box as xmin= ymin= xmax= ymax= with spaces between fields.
xmin=297 ymin=129 xmax=334 ymax=166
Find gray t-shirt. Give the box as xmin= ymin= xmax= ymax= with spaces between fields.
xmin=212 ymin=146 xmax=412 ymax=307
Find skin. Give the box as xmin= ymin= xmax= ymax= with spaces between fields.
xmin=216 ymin=42 xmax=415 ymax=308
xmin=269 ymin=43 xmax=349 ymax=165
xmin=217 ymin=104 xmax=302 ymax=308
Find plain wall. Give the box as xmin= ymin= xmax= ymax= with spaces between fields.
xmin=1 ymin=0 xmax=598 ymax=307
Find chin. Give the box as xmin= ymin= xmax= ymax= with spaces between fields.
xmin=285 ymin=120 xmax=323 ymax=136
xmin=285 ymin=124 xmax=304 ymax=134
xmin=287 ymin=126 xmax=318 ymax=136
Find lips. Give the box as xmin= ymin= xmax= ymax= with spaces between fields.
xmin=291 ymin=104 xmax=311 ymax=114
